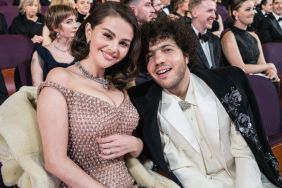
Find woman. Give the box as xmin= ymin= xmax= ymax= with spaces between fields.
xmin=221 ymin=0 xmax=279 ymax=81
xmin=9 ymin=0 xmax=44 ymax=43
xmin=75 ymin=0 xmax=91 ymax=24
xmin=37 ymin=2 xmax=142 ymax=188
xmin=31 ymin=5 xmax=78 ymax=86
xmin=169 ymin=0 xmax=192 ymax=22
xmin=42 ymin=0 xmax=76 ymax=46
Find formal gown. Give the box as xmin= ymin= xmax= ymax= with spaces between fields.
xmin=231 ymin=26 xmax=260 ymax=65
xmin=39 ymin=81 xmax=139 ymax=188
xmin=34 ymin=45 xmax=75 ymax=80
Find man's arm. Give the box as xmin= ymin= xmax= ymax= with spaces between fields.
xmin=230 ymin=123 xmax=264 ymax=188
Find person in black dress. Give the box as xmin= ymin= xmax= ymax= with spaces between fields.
xmin=9 ymin=0 xmax=44 ymax=43
xmin=0 ymin=13 xmax=8 ymax=34
xmin=75 ymin=0 xmax=91 ymax=24
xmin=221 ymin=0 xmax=279 ymax=81
xmin=31 ymin=5 xmax=78 ymax=86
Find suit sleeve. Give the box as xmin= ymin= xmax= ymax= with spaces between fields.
xmin=257 ymin=19 xmax=272 ymax=43
xmin=160 ymin=132 xmax=228 ymax=188
xmin=230 ymin=122 xmax=264 ymax=188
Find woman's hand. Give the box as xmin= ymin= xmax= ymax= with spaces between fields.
xmin=31 ymin=35 xmax=44 ymax=43
xmin=266 ymin=69 xmax=280 ymax=82
xmin=97 ymin=134 xmax=143 ymax=160
xmin=267 ymin=63 xmax=277 ymax=73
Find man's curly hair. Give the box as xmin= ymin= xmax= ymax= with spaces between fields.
xmin=139 ymin=16 xmax=198 ymax=71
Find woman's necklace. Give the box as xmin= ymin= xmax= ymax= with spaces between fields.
xmin=76 ymin=61 xmax=109 ymax=89
xmin=53 ymin=43 xmax=69 ymax=53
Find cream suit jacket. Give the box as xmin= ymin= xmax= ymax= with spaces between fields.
xmin=158 ymin=74 xmax=276 ymax=188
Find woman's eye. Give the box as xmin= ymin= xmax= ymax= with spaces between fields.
xmin=120 ymin=41 xmax=129 ymax=48
xmin=103 ymin=33 xmax=113 ymax=40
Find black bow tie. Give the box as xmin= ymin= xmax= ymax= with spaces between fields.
xmin=278 ymin=17 xmax=282 ymax=22
xmin=198 ymin=32 xmax=210 ymax=42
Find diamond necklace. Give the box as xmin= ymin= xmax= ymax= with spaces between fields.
xmin=76 ymin=61 xmax=109 ymax=89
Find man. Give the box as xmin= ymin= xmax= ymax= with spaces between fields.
xmin=189 ymin=0 xmax=222 ymax=69
xmin=124 ymin=0 xmax=155 ymax=25
xmin=253 ymin=0 xmax=273 ymax=32
xmin=129 ymin=16 xmax=282 ymax=188
xmin=258 ymin=0 xmax=282 ymax=43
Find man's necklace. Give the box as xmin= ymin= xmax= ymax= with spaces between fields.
xmin=76 ymin=61 xmax=109 ymax=89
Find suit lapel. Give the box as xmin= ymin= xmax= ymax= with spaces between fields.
xmin=208 ymin=39 xmax=216 ymax=68
xmin=270 ymin=14 xmax=282 ymax=35
xmin=160 ymin=93 xmax=201 ymax=153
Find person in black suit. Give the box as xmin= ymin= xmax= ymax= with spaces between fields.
xmin=0 ymin=13 xmax=8 ymax=34
xmin=253 ymin=0 xmax=273 ymax=32
xmin=188 ymin=0 xmax=222 ymax=69
xmin=128 ymin=15 xmax=282 ymax=188
xmin=257 ymin=0 xmax=282 ymax=43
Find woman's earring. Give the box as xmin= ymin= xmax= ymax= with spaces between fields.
xmin=56 ymin=32 xmax=61 ymax=39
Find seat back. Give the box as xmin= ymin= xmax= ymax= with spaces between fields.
xmin=217 ymin=3 xmax=228 ymax=22
xmin=0 ymin=35 xmax=34 ymax=93
xmin=247 ymin=75 xmax=282 ymax=144
xmin=262 ymin=42 xmax=282 ymax=76
xmin=0 ymin=5 xmax=18 ymax=27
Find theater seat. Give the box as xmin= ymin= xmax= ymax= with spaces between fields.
xmin=0 ymin=35 xmax=34 ymax=95
xmin=262 ymin=42 xmax=282 ymax=76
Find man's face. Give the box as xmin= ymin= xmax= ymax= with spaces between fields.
xmin=146 ymin=38 xmax=189 ymax=93
xmin=191 ymin=0 xmax=216 ymax=32
xmin=273 ymin=0 xmax=282 ymax=16
xmin=131 ymin=0 xmax=155 ymax=24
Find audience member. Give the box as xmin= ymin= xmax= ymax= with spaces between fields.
xmin=75 ymin=0 xmax=91 ymax=24
xmin=253 ymin=0 xmax=273 ymax=31
xmin=221 ymin=0 xmax=279 ymax=81
xmin=189 ymin=0 xmax=223 ymax=69
xmin=13 ymin=0 xmax=50 ymax=5
xmin=169 ymin=0 xmax=192 ymax=22
xmin=257 ymin=0 xmax=282 ymax=43
xmin=124 ymin=0 xmax=155 ymax=84
xmin=0 ymin=13 xmax=8 ymax=34
xmin=129 ymin=15 xmax=282 ymax=188
xmin=152 ymin=0 xmax=166 ymax=18
xmin=42 ymin=0 xmax=76 ymax=46
xmin=124 ymin=0 xmax=155 ymax=25
xmin=37 ymin=2 xmax=143 ymax=187
xmin=31 ymin=5 xmax=78 ymax=86
xmin=9 ymin=0 xmax=44 ymax=44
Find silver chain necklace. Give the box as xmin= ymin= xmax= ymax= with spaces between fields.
xmin=76 ymin=61 xmax=109 ymax=89
xmin=53 ymin=43 xmax=69 ymax=53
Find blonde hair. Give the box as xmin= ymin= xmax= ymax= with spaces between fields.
xmin=50 ymin=0 xmax=76 ymax=8
xmin=19 ymin=0 xmax=41 ymax=14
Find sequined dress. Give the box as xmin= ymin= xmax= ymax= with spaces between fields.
xmin=39 ymin=81 xmax=139 ymax=188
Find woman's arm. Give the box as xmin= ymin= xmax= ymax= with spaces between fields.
xmin=30 ymin=51 xmax=44 ymax=86
xmin=221 ymin=31 xmax=274 ymax=74
xmin=37 ymin=69 xmax=106 ymax=188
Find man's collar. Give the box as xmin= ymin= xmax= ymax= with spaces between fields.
xmin=191 ymin=24 xmax=207 ymax=35
xmin=272 ymin=12 xmax=282 ymax=21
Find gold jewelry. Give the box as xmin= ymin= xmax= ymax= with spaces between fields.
xmin=76 ymin=61 xmax=109 ymax=89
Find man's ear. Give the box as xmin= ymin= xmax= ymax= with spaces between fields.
xmin=190 ymin=8 xmax=197 ymax=18
xmin=129 ymin=5 xmax=138 ymax=16
xmin=185 ymin=56 xmax=189 ymax=65
xmin=85 ymin=22 xmax=92 ymax=43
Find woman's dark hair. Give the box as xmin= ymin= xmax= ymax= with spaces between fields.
xmin=45 ymin=4 xmax=77 ymax=41
xmin=230 ymin=0 xmax=249 ymax=19
xmin=140 ymin=16 xmax=198 ymax=71
xmin=71 ymin=2 xmax=141 ymax=90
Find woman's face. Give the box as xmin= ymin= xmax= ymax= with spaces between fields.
xmin=179 ymin=0 xmax=189 ymax=13
xmin=75 ymin=0 xmax=91 ymax=15
xmin=24 ymin=0 xmax=38 ymax=18
xmin=85 ymin=16 xmax=134 ymax=70
xmin=233 ymin=0 xmax=255 ymax=25
xmin=56 ymin=14 xmax=78 ymax=39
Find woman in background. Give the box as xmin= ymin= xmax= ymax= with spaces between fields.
xmin=75 ymin=0 xmax=91 ymax=24
xmin=9 ymin=0 xmax=44 ymax=43
xmin=31 ymin=5 xmax=77 ymax=86
xmin=37 ymin=2 xmax=142 ymax=187
xmin=42 ymin=0 xmax=75 ymax=46
xmin=221 ymin=0 xmax=279 ymax=81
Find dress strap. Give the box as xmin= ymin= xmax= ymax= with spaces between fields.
xmin=38 ymin=81 xmax=71 ymax=98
